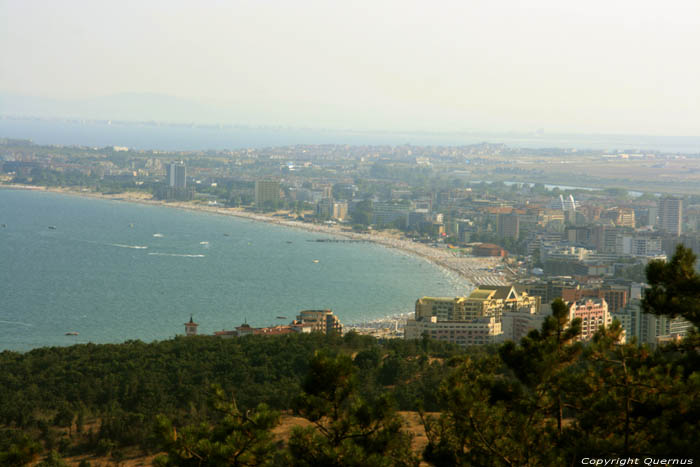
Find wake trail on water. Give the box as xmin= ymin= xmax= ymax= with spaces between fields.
xmin=107 ymin=243 xmax=148 ymax=249
xmin=0 ymin=320 xmax=33 ymax=327
xmin=70 ymin=238 xmax=149 ymax=250
xmin=148 ymin=252 xmax=205 ymax=258
xmin=71 ymin=238 xmax=210 ymax=255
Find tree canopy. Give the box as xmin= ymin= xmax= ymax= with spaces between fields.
xmin=643 ymin=244 xmax=700 ymax=328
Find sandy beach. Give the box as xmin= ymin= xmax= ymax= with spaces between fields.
xmin=1 ymin=184 xmax=509 ymax=289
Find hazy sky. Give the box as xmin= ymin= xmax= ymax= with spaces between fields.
xmin=1 ymin=0 xmax=699 ymax=135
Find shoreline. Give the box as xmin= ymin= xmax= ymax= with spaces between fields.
xmin=1 ymin=183 xmax=508 ymax=298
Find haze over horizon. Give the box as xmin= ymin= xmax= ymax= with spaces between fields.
xmin=2 ymin=0 xmax=699 ymax=136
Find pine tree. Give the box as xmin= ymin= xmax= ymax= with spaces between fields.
xmin=572 ymin=321 xmax=700 ymax=458
xmin=643 ymin=244 xmax=700 ymax=328
xmin=422 ymin=299 xmax=582 ymax=466
xmin=499 ymin=298 xmax=582 ymax=439
xmin=287 ymin=352 xmax=417 ymax=467
xmin=155 ymin=385 xmax=280 ymax=467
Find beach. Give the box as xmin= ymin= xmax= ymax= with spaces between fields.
xmin=1 ymin=183 xmax=509 ymax=290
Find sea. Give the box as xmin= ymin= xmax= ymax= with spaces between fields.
xmin=1 ymin=118 xmax=700 ymax=153
xmin=0 ymin=189 xmax=471 ymax=352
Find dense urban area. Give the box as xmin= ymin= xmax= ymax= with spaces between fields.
xmin=1 ymin=137 xmax=700 ymax=465
xmin=2 ymin=137 xmax=699 ymax=344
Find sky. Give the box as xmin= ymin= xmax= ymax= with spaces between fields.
xmin=1 ymin=0 xmax=699 ymax=135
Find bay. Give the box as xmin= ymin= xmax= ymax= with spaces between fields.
xmin=0 ymin=189 xmax=470 ymax=351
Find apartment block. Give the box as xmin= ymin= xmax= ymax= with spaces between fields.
xmin=658 ymin=197 xmax=683 ymax=236
xmin=373 ymin=201 xmax=411 ymax=226
xmin=293 ymin=309 xmax=343 ymax=335
xmin=569 ymin=298 xmax=611 ymax=341
xmin=613 ymin=299 xmax=694 ymax=347
xmin=167 ymin=162 xmax=186 ymax=189
xmin=255 ymin=180 xmax=281 ymax=206
xmin=497 ymin=213 xmax=520 ymax=239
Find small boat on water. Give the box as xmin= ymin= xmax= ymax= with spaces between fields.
xmin=312 ymin=259 xmax=320 ymax=263
xmin=65 ymin=332 xmax=79 ymax=336
xmin=286 ymin=241 xmax=293 ymax=244
xmin=276 ymin=316 xmax=287 ymax=320
xmin=1 ymin=224 xmax=6 ymax=228
xmin=223 ymin=233 xmax=230 ymax=237
xmin=48 ymin=226 xmax=57 ymax=230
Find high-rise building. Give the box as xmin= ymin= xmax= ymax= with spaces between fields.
xmin=497 ymin=213 xmax=520 ymax=239
xmin=658 ymin=197 xmax=683 ymax=236
xmin=167 ymin=163 xmax=187 ymax=189
xmin=255 ymin=180 xmax=281 ymax=206
xmin=316 ymin=198 xmax=349 ymax=220
xmin=333 ymin=201 xmax=348 ymax=220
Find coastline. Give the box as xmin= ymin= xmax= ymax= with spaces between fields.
xmin=1 ymin=183 xmax=508 ymax=293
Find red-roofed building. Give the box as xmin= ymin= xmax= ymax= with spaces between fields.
xmin=473 ymin=243 xmax=507 ymax=257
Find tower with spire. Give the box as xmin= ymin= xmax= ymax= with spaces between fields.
xmin=184 ymin=315 xmax=199 ymax=336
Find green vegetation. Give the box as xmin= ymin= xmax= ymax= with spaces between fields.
xmin=154 ymin=386 xmax=281 ymax=466
xmin=0 ymin=333 xmax=463 ymax=464
xmin=350 ymin=200 xmax=372 ymax=226
xmin=1 ymin=246 xmax=699 ymax=464
xmin=286 ymin=352 xmax=417 ymax=467
xmin=644 ymin=245 xmax=700 ymax=328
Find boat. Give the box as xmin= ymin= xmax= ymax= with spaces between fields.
xmin=286 ymin=241 xmax=293 ymax=244
xmin=129 ymin=223 xmax=134 ymax=228
xmin=48 ymin=226 xmax=57 ymax=230
xmin=1 ymin=224 xmax=6 ymax=228
xmin=312 ymin=259 xmax=320 ymax=263
xmin=276 ymin=316 xmax=287 ymax=320
xmin=65 ymin=332 xmax=79 ymax=336
xmin=223 ymin=233 xmax=230 ymax=237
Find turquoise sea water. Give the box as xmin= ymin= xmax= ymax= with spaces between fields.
xmin=0 ymin=189 xmax=470 ymax=352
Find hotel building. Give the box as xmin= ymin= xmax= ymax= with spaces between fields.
xmin=406 ymin=285 xmax=542 ymax=346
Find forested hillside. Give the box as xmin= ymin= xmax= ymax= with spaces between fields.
xmin=1 ymin=247 xmax=699 ymax=465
